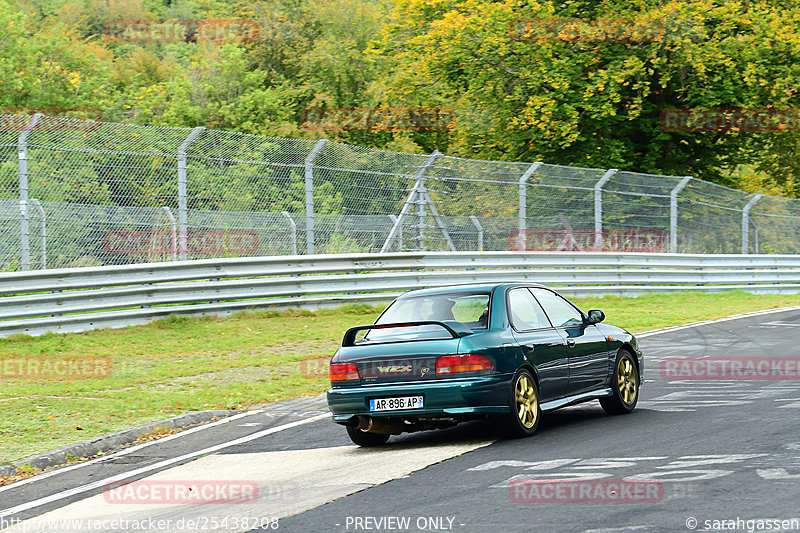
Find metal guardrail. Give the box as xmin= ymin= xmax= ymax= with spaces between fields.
xmin=1 ymin=251 xmax=799 ymax=337
xmin=5 ymin=114 xmax=800 ymax=273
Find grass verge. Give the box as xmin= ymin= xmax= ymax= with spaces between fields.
xmin=1 ymin=291 xmax=799 ymax=464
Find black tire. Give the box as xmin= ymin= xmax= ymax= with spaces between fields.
xmin=346 ymin=425 xmax=390 ymax=447
xmin=600 ymin=349 xmax=639 ymax=415
xmin=504 ymin=368 xmax=541 ymax=438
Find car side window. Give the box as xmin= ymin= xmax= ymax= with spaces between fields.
xmin=507 ymin=288 xmax=551 ymax=331
xmin=530 ymin=288 xmax=584 ymax=328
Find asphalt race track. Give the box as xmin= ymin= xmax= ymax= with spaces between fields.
xmin=2 ymin=307 xmax=800 ymax=533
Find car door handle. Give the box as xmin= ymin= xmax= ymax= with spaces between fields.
xmin=525 ymin=344 xmax=535 ymax=353
xmin=566 ymin=338 xmax=576 ymax=347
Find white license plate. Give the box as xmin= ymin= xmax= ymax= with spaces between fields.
xmin=369 ymin=396 xmax=424 ymax=412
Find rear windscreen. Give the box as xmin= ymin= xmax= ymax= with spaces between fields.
xmin=376 ymin=292 xmax=490 ymax=329
xmin=354 ymin=292 xmax=490 ymax=343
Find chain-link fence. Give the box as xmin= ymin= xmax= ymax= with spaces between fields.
xmin=2 ymin=113 xmax=800 ymax=271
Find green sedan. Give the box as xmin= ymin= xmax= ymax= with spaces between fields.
xmin=327 ymin=283 xmax=643 ymax=446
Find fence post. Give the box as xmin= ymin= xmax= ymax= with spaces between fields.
xmin=742 ymin=194 xmax=763 ymax=254
xmin=518 ymin=161 xmax=543 ymax=251
xmin=282 ymin=211 xmax=298 ymax=255
xmin=750 ymin=219 xmax=759 ymax=254
xmin=177 ymin=126 xmax=205 ymax=261
xmin=381 ymin=150 xmax=439 ymax=252
xmin=388 ymin=215 xmax=403 ymax=250
xmin=304 ymin=139 xmax=328 ymax=255
xmin=593 ymin=169 xmax=618 ymax=252
xmin=17 ymin=113 xmax=42 ymax=271
xmin=417 ymin=187 xmax=425 ymax=250
xmin=417 ymin=180 xmax=455 ymax=251
xmin=162 ymin=206 xmax=178 ymax=261
xmin=470 ymin=215 xmax=484 ymax=251
xmin=31 ymin=199 xmax=47 ymax=269
xmin=415 ymin=152 xmax=441 ymax=250
xmin=669 ymin=176 xmax=693 ymax=253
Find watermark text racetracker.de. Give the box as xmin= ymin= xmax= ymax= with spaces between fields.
xmin=685 ymin=516 xmax=800 ymax=532
xmin=509 ymin=16 xmax=666 ymax=43
xmin=509 ymin=479 xmax=663 ymax=503
xmin=661 ymin=108 xmax=800 ymax=132
xmin=0 ymin=356 xmax=111 ymax=380
xmin=660 ymin=357 xmax=800 ymax=381
xmin=103 ymin=230 xmax=259 ymax=255
xmin=302 ymin=107 xmax=457 ymax=132
xmin=103 ymin=480 xmax=258 ymax=505
xmin=103 ymin=19 xmax=259 ymax=43
xmin=509 ymin=229 xmax=664 ymax=252
xmin=1 ymin=110 xmax=104 ymax=132
xmin=0 ymin=516 xmax=280 ymax=531
xmin=299 ymin=357 xmax=330 ymax=378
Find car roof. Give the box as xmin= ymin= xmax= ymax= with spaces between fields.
xmin=396 ymin=282 xmax=548 ymax=299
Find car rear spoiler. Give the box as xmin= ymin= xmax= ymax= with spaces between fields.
xmin=342 ymin=321 xmax=474 ymax=347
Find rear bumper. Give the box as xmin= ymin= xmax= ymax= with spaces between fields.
xmin=327 ymin=374 xmax=513 ymax=423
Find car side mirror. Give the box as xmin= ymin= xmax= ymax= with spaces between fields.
xmin=586 ymin=309 xmax=605 ymax=324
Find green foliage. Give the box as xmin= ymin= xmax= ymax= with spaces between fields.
xmin=0 ymin=1 xmax=113 ymax=114
xmin=3 ymin=0 xmax=800 ymax=198
xmin=373 ymin=0 xmax=800 ymax=193
xmin=319 ymin=233 xmax=372 ymax=253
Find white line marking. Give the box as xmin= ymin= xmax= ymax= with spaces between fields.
xmin=0 ymin=409 xmax=264 ymax=494
xmin=8 ymin=440 xmax=493 ymax=531
xmin=0 ymin=410 xmax=268 ymax=491
xmin=3 ymin=306 xmax=797 ymax=515
xmin=0 ymin=413 xmax=329 ymax=518
xmin=637 ymin=305 xmax=800 ymax=338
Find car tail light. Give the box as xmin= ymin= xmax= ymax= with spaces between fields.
xmin=435 ymin=354 xmax=493 ymax=376
xmin=330 ymin=362 xmax=360 ymax=382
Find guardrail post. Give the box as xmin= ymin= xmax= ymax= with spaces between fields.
xmin=669 ymin=176 xmax=692 ymax=253
xmin=594 ymin=169 xmax=618 ymax=251
xmin=742 ymin=194 xmax=763 ymax=254
xmin=469 ymin=215 xmax=484 ymax=251
xmin=304 ymin=139 xmax=329 ymax=255
xmin=162 ymin=206 xmax=178 ymax=261
xmin=31 ymin=199 xmax=46 ymax=269
xmin=282 ymin=211 xmax=298 ymax=255
xmin=17 ymin=113 xmax=43 ymax=271
xmin=518 ymin=161 xmax=543 ymax=251
xmin=177 ymin=126 xmax=205 ymax=261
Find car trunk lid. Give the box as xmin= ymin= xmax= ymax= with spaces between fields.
xmin=336 ymin=338 xmax=462 ymax=383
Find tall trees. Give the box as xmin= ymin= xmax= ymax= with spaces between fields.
xmin=372 ymin=0 xmax=800 ymax=192
xmin=3 ymin=0 xmax=800 ymax=195
xmin=0 ymin=0 xmax=112 ymax=115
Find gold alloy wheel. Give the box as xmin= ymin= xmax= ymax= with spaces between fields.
xmin=617 ymin=358 xmax=637 ymax=405
xmin=515 ymin=374 xmax=538 ymax=428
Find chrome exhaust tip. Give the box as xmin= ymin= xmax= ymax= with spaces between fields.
xmin=356 ymin=415 xmax=373 ymax=431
